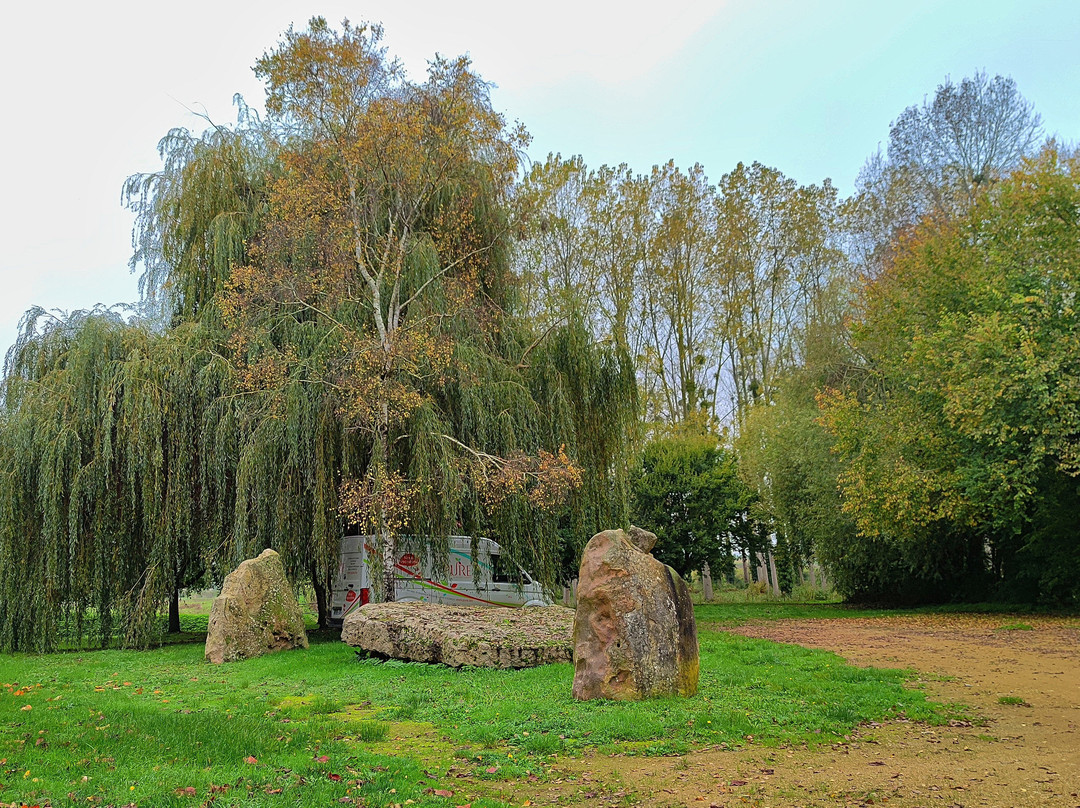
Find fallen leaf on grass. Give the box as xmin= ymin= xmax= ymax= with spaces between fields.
xmin=433 ymin=790 xmax=454 ymax=798
xmin=173 ymin=786 xmax=197 ymax=797
xmin=485 ymin=766 xmax=498 ymax=774
xmin=315 ymin=755 xmax=329 ymax=763
xmin=730 ymin=780 xmax=748 ymax=786
xmin=244 ymin=756 xmax=258 ymax=764
xmin=328 ymin=773 xmax=342 ymax=782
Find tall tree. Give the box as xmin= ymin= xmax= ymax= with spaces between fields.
xmin=712 ymin=162 xmax=845 ymax=423
xmin=224 ymin=18 xmax=635 ymax=600
xmin=820 ymin=145 xmax=1080 ymax=605
xmin=0 ymin=309 xmax=240 ymax=650
xmin=849 ymin=72 xmax=1044 ymax=279
xmin=888 ymin=71 xmax=1043 ymax=211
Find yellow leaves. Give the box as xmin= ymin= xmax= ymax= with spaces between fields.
xmin=478 ymin=445 xmax=583 ymax=512
xmin=339 ymin=470 xmax=420 ymax=536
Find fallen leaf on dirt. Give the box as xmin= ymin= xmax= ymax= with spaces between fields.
xmin=730 ymin=780 xmax=748 ymax=786
xmin=869 ymin=761 xmax=886 ymax=766
xmin=244 ymin=756 xmax=258 ymax=764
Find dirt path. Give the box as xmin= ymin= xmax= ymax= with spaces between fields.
xmin=517 ymin=614 xmax=1080 ymax=807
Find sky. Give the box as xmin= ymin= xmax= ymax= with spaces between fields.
xmin=1 ymin=0 xmax=1077 ymax=358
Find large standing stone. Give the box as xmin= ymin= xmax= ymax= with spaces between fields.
xmin=572 ymin=527 xmax=699 ymax=700
xmin=205 ymin=549 xmax=309 ymax=664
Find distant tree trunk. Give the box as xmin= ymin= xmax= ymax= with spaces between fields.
xmin=310 ymin=564 xmax=329 ymax=630
xmin=810 ymin=563 xmax=817 ymax=589
xmin=756 ymin=552 xmax=769 ymax=585
xmin=168 ymin=588 xmax=181 ymax=634
xmin=768 ymin=552 xmax=781 ymax=596
xmin=742 ymin=555 xmax=750 ymax=585
xmin=702 ymin=563 xmax=714 ymax=602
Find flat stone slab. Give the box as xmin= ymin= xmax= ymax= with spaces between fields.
xmin=342 ymin=602 xmax=574 ymax=668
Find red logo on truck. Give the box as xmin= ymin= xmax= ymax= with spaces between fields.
xmin=400 ymin=553 xmax=419 ymax=568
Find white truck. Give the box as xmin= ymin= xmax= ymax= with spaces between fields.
xmin=329 ymin=535 xmax=550 ymax=625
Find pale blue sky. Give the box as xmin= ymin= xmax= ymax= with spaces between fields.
xmin=1 ymin=0 xmax=1077 ymax=357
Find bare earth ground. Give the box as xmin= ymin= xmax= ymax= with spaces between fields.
xmin=501 ymin=614 xmax=1079 ymax=808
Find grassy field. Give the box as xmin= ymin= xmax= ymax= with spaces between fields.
xmin=1 ymin=604 xmax=960 ymax=808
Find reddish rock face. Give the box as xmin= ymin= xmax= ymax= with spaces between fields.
xmin=204 ymin=549 xmax=308 ymax=664
xmin=572 ymin=528 xmax=699 ymax=700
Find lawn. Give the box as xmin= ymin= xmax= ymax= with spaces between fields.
xmin=0 ymin=605 xmax=958 ymax=808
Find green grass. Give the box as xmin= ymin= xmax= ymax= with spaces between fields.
xmin=0 ymin=607 xmax=962 ymax=807
xmin=997 ymin=695 xmax=1029 ymax=705
xmin=995 ymin=622 xmax=1034 ymax=631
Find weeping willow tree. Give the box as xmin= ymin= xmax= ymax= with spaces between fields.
xmin=0 ymin=97 xmax=273 ymax=650
xmin=0 ymin=309 xmax=240 ymax=650
xmin=224 ymin=18 xmax=638 ymax=599
xmin=0 ymin=17 xmax=635 ymax=650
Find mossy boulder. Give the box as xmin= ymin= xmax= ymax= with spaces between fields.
xmin=205 ymin=549 xmax=308 ymax=664
xmin=342 ymin=602 xmax=573 ymax=668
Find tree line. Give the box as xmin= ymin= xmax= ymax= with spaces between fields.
xmin=506 ymin=70 xmax=1076 ymax=605
xmin=0 ymin=21 xmax=1074 ymax=650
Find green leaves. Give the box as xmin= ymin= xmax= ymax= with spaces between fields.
xmin=631 ymin=430 xmax=755 ymax=578
xmin=821 ymin=145 xmax=1080 ymax=605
